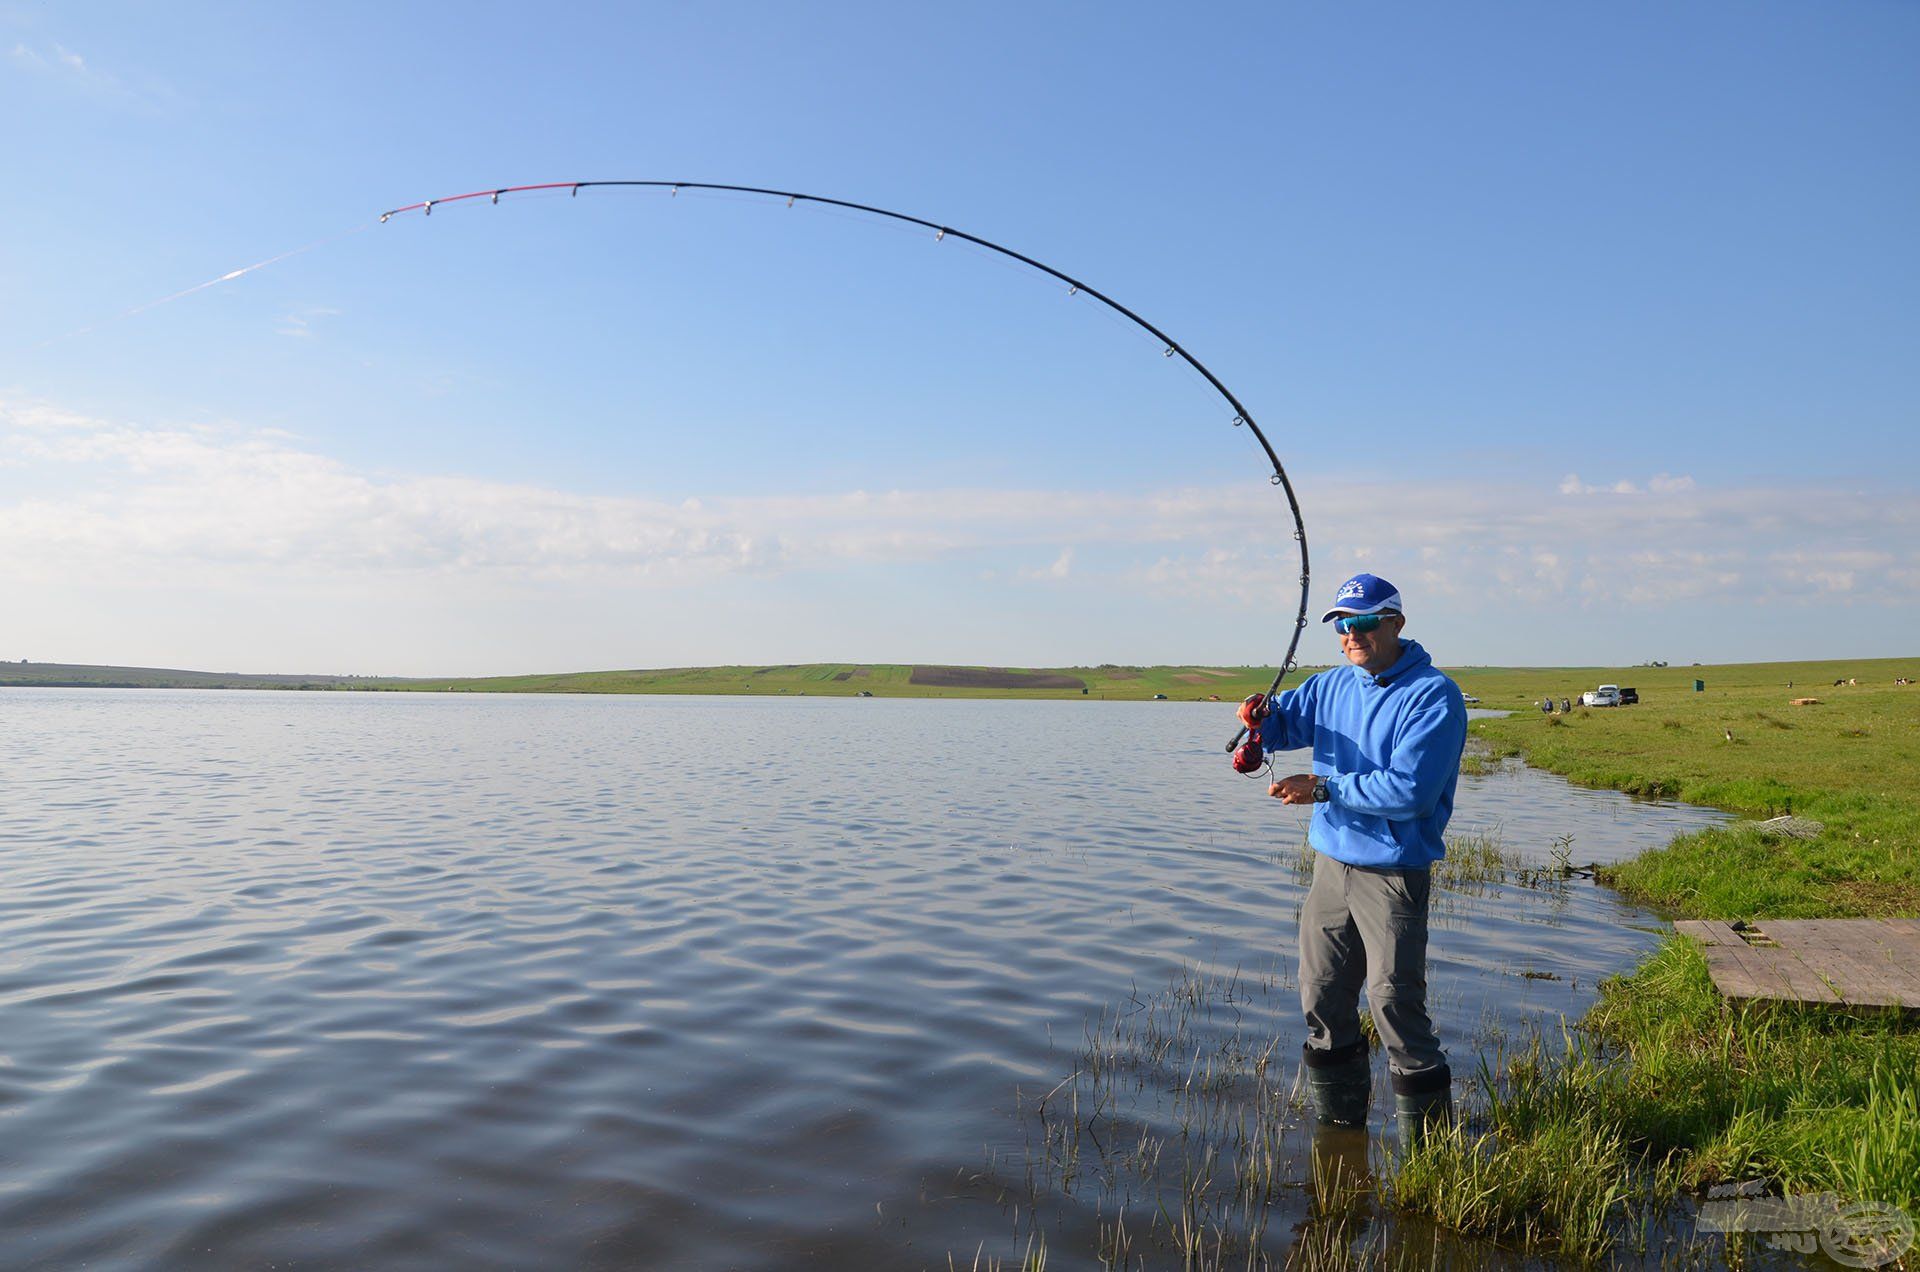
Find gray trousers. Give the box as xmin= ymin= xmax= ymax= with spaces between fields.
xmin=1299 ymin=852 xmax=1446 ymax=1080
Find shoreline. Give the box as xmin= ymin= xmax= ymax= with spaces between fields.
xmin=6 ymin=654 xmax=1913 ymax=705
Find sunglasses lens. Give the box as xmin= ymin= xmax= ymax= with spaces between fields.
xmin=1337 ymin=614 xmax=1383 ymax=634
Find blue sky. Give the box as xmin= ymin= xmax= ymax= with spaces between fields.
xmin=2 ymin=1 xmax=1915 ymax=675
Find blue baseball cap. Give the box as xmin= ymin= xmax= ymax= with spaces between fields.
xmin=1320 ymin=573 xmax=1403 ymax=622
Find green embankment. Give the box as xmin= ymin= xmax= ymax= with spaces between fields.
xmin=1391 ymin=656 xmax=1920 ymax=1261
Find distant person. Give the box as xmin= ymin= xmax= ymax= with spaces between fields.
xmin=1237 ymin=573 xmax=1468 ymax=1148
xmin=1561 ymin=698 xmax=1570 ymax=714
xmin=1541 ymin=698 xmax=1553 ymax=714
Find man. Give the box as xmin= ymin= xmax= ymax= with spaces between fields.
xmin=1236 ymin=572 xmax=1467 ymax=1147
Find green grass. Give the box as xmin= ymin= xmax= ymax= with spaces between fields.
xmin=1383 ymin=655 xmax=1920 ymax=1264
xmin=1460 ymin=657 xmax=1920 ymax=917
xmin=1392 ymin=1098 xmax=1648 ymax=1264
xmin=1583 ymin=943 xmax=1920 ymax=1212
xmin=1392 ymin=943 xmax=1920 ymax=1262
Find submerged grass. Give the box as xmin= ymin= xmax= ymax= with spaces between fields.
xmin=1006 ymin=955 xmax=1763 ymax=1267
xmin=1390 ymin=1107 xmax=1649 ymax=1263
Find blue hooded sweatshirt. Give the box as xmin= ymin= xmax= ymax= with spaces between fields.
xmin=1256 ymin=639 xmax=1468 ymax=869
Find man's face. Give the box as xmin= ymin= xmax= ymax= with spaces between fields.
xmin=1335 ymin=611 xmax=1405 ymax=674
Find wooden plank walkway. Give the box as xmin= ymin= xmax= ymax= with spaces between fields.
xmin=1674 ymin=919 xmax=1920 ymax=1008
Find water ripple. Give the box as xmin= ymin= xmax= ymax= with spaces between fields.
xmin=0 ymin=689 xmax=1725 ymax=1267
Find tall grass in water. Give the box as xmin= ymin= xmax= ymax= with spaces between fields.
xmin=948 ymin=1232 xmax=1048 ymax=1271
xmin=1005 ymin=950 xmax=1854 ymax=1266
xmin=1390 ymin=1114 xmax=1647 ymax=1263
xmin=1015 ymin=962 xmax=1302 ymax=1266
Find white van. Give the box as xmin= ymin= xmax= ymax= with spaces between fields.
xmin=1581 ymin=684 xmax=1622 ymax=707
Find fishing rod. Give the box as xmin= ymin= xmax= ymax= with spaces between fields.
xmin=377 ymin=181 xmax=1310 ymax=752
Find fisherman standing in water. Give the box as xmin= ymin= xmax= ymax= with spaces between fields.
xmin=1237 ymin=573 xmax=1467 ymax=1147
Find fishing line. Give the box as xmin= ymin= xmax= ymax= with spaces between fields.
xmin=35 ymin=223 xmax=375 ymax=349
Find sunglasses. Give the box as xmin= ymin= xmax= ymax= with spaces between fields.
xmin=1333 ymin=612 xmax=1397 ymax=635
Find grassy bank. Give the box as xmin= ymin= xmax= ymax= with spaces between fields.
xmin=1391 ymin=657 xmax=1919 ymax=1264
xmin=1463 ymin=657 xmax=1919 ymax=917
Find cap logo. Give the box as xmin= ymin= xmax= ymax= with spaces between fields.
xmin=1336 ymin=579 xmax=1366 ymax=601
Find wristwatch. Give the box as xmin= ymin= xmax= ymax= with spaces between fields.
xmin=1312 ymin=777 xmax=1330 ymax=803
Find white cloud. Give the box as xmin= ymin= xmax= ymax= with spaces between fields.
xmin=6 ymin=39 xmax=119 ymax=91
xmin=1018 ymin=547 xmax=1074 ymax=582
xmin=275 ymin=306 xmax=342 ymax=339
xmin=1560 ymin=472 xmax=1696 ymax=497
xmin=2 ymin=399 xmax=1916 ymax=625
xmin=1130 ymin=474 xmax=1917 ymax=614
xmin=1562 ymin=473 xmax=1644 ymax=495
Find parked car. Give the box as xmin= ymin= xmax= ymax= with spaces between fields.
xmin=1618 ymin=687 xmax=1639 ymax=705
xmin=1461 ymin=693 xmax=1481 ymax=705
xmin=1580 ymin=684 xmax=1623 ymax=707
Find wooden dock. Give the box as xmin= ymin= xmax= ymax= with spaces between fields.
xmin=1674 ymin=919 xmax=1920 ymax=1008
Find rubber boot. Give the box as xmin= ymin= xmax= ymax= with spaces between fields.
xmin=1302 ymin=1041 xmax=1371 ymax=1129
xmin=1392 ymin=1066 xmax=1453 ymax=1152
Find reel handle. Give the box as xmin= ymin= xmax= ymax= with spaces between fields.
xmin=1226 ymin=692 xmax=1267 ymax=756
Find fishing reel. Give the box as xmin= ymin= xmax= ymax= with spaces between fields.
xmin=1231 ymin=693 xmax=1268 ymax=775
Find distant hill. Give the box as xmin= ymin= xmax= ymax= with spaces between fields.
xmin=0 ymin=661 xmax=410 ymax=691
xmin=411 ymin=663 xmax=1283 ymax=700
xmin=0 ymin=660 xmax=1284 ymax=700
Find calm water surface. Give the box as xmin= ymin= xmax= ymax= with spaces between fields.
xmin=0 ymin=691 xmax=1727 ymax=1268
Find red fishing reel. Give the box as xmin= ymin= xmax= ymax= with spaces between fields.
xmin=1231 ymin=694 xmax=1268 ymax=775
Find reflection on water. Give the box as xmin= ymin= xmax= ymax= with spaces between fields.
xmin=0 ymin=690 xmax=1726 ymax=1268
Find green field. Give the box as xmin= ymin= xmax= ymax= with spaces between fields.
xmin=1457 ymin=656 xmax=1920 ymax=917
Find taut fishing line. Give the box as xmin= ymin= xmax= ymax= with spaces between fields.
xmin=35 ymin=224 xmax=375 ymax=349
xmin=47 ymin=179 xmax=1315 ymax=753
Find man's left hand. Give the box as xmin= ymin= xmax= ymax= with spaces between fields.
xmin=1269 ymin=774 xmax=1318 ymax=804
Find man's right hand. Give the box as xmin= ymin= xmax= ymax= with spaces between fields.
xmin=1269 ymin=774 xmax=1318 ymax=803
xmin=1237 ymin=693 xmax=1268 ymax=729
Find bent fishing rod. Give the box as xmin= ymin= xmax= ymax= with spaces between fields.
xmin=377 ymin=180 xmax=1309 ymax=750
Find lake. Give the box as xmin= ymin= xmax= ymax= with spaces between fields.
xmin=0 ymin=690 xmax=1728 ymax=1268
